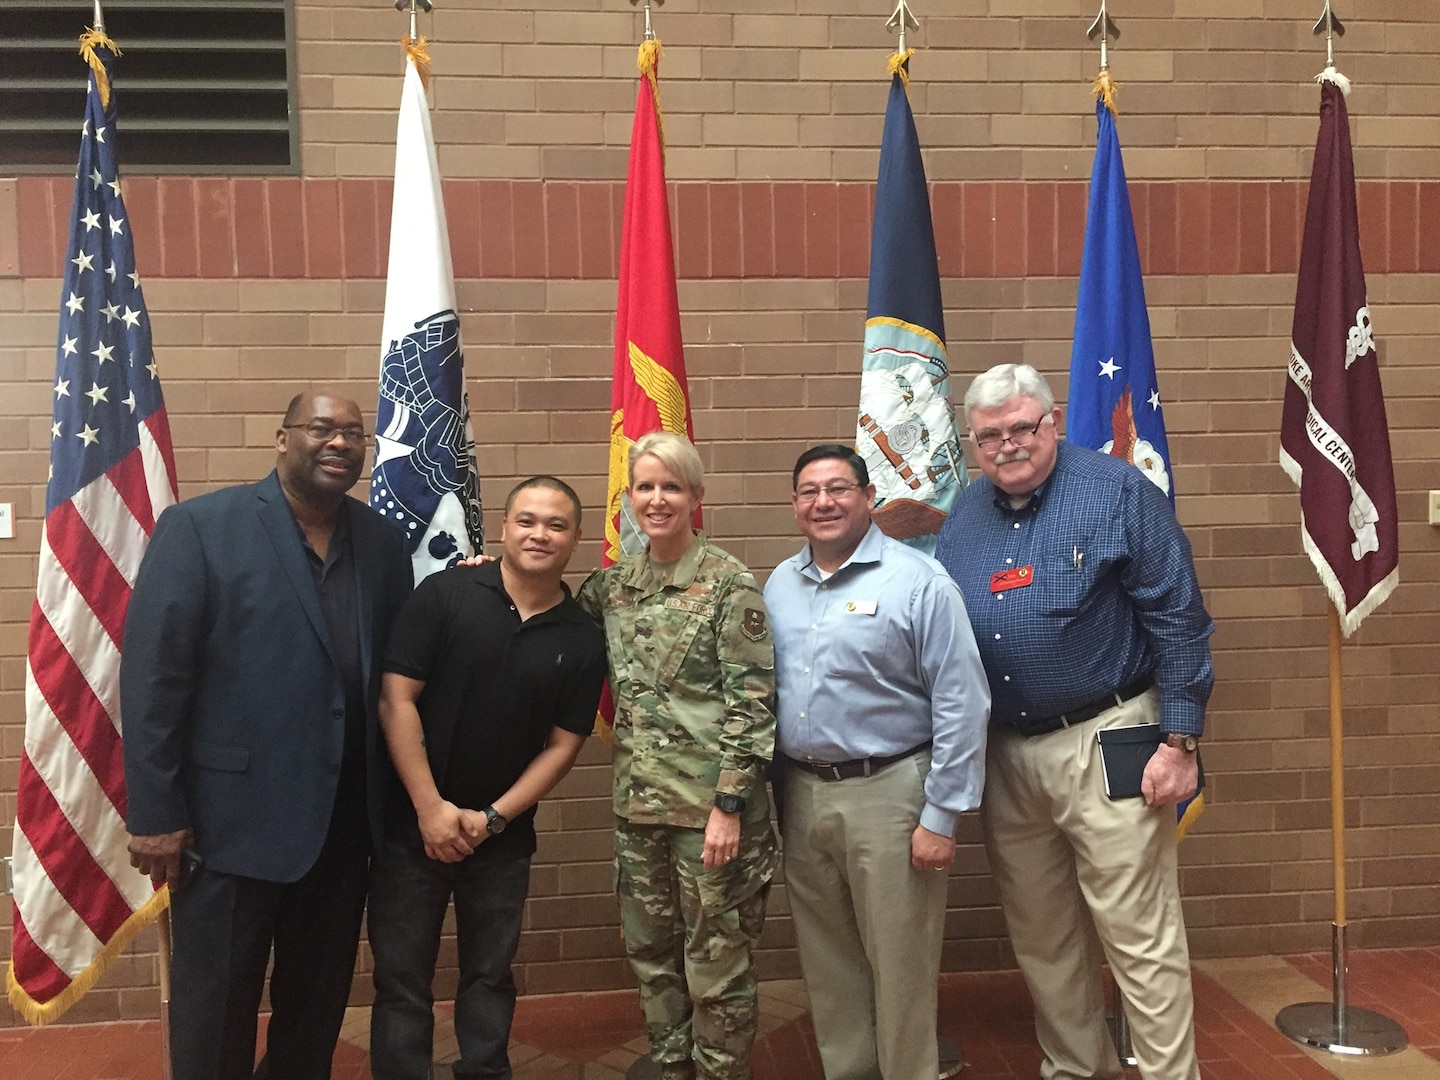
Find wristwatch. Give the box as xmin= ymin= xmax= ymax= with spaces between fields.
xmin=713 ymin=793 xmax=745 ymax=814
xmin=1163 ymin=733 xmax=1200 ymax=753
xmin=482 ymin=805 xmax=508 ymax=835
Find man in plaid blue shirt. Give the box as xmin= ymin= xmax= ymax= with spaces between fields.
xmin=936 ymin=364 xmax=1213 ymax=1080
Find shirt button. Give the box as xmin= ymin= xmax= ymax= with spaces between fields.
xmin=994 ymin=633 xmax=1001 ymax=640
xmin=1003 ymin=675 xmax=1011 ymax=682
xmin=804 ymin=667 xmax=810 ymax=673
xmin=1013 ymin=522 xmax=1020 ymax=529
xmin=996 ymin=593 xmax=1004 ymax=600
xmin=1006 ymin=558 xmax=1013 ymax=564
xmin=1019 ymin=711 xmax=1028 ymax=718
xmin=811 ymin=624 xmax=818 ymax=630
xmin=799 ymin=711 xmax=806 ymax=719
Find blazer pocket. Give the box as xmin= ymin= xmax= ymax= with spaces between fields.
xmin=191 ymin=741 xmax=250 ymax=773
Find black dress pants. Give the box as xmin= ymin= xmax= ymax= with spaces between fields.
xmin=168 ymin=803 xmax=369 ymax=1080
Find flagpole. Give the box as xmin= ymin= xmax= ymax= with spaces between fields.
xmin=92 ymin=3 xmax=172 ymax=1073
xmin=1081 ymin=4 xmax=1140 ymax=1067
xmin=869 ymin=2 xmax=965 ymax=1060
xmin=1274 ymin=13 xmax=1403 ymax=1053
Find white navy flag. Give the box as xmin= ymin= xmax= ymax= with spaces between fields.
xmin=371 ymin=58 xmax=483 ymax=583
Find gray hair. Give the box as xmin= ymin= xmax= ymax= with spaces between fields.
xmin=962 ymin=364 xmax=1056 ymax=424
xmin=629 ymin=431 xmax=704 ymax=492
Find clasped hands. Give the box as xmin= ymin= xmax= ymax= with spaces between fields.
xmin=420 ymin=799 xmax=492 ymax=863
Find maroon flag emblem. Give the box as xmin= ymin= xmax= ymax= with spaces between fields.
xmin=1279 ymin=80 xmax=1398 ymax=636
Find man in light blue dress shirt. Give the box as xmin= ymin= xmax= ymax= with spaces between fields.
xmin=764 ymin=444 xmax=991 ymax=1080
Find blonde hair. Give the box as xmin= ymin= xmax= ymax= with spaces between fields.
xmin=629 ymin=431 xmax=703 ymax=491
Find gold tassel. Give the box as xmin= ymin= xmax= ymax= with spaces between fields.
xmin=637 ymin=39 xmax=667 ymax=162
xmin=888 ymin=48 xmax=914 ymax=89
xmin=403 ymin=34 xmax=432 ymax=91
xmin=1092 ymin=69 xmax=1119 ymax=113
xmin=78 ymin=28 xmax=122 ymax=110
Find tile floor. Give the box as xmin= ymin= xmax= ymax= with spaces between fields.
xmin=2 ymin=948 xmax=1437 ymax=1080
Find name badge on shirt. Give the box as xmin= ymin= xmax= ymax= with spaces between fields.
xmin=990 ymin=566 xmax=1035 ymax=593
xmin=844 ymin=599 xmax=878 ymax=615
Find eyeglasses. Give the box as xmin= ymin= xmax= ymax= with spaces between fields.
xmin=284 ymin=422 xmax=368 ymax=445
xmin=794 ymin=481 xmax=864 ymax=504
xmin=971 ymin=414 xmax=1048 ymax=452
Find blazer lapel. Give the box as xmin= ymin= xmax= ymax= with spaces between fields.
xmin=255 ymin=471 xmax=338 ymax=666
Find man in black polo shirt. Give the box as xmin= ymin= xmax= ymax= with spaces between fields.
xmin=368 ymin=476 xmax=607 ymax=1080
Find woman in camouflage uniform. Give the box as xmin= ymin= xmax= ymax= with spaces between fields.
xmin=578 ymin=431 xmax=779 ymax=1080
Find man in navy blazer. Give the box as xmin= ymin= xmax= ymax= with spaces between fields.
xmin=123 ymin=390 xmax=412 ymax=1080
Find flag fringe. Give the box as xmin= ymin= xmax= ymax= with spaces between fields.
xmin=78 ymin=29 xmax=121 ymax=109
xmin=637 ymin=39 xmax=667 ymax=162
xmin=6 ymin=887 xmax=169 ymax=1026
xmin=887 ymin=48 xmax=914 ymax=88
xmin=402 ymin=35 xmax=432 ymax=90
xmin=1279 ymin=446 xmax=1399 ymax=637
xmin=1176 ymin=791 xmax=1205 ymax=842
xmin=1092 ymin=70 xmax=1119 ymax=113
xmin=1315 ymin=67 xmax=1351 ymax=96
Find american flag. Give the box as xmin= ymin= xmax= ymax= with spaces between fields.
xmin=7 ymin=40 xmax=178 ymax=1025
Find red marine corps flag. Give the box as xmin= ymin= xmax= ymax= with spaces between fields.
xmin=1279 ymin=75 xmax=1398 ymax=636
xmin=606 ymin=36 xmax=698 ymax=566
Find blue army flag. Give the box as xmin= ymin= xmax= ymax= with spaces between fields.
xmin=1068 ymin=94 xmax=1201 ymax=836
xmin=855 ymin=60 xmax=964 ymax=555
xmin=370 ymin=51 xmax=483 ymax=583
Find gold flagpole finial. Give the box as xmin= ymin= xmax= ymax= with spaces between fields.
xmin=630 ymin=0 xmax=664 ymax=43
xmin=1087 ymin=0 xmax=1120 ymax=112
xmin=1312 ymin=1 xmax=1350 ymax=92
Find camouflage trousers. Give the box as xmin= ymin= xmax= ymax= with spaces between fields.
xmin=614 ymin=816 xmax=778 ymax=1080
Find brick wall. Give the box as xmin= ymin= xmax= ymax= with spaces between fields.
xmin=2 ymin=0 xmax=1438 ymax=1026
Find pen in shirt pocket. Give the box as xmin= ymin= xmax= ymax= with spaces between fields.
xmin=1072 ymin=545 xmax=1084 ymax=571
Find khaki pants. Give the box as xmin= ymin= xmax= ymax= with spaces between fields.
xmin=783 ymin=752 xmax=947 ymax=1080
xmin=982 ymin=689 xmax=1200 ymax=1080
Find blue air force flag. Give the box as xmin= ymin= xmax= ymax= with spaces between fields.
xmin=1068 ymin=99 xmax=1174 ymax=506
xmin=856 ymin=70 xmax=964 ymax=555
xmin=370 ymin=58 xmax=483 ymax=583
xmin=1069 ymin=97 xmax=1202 ymax=837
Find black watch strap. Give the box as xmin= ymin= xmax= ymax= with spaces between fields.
xmin=483 ymin=805 xmax=508 ymax=835
xmin=713 ymin=793 xmax=745 ymax=814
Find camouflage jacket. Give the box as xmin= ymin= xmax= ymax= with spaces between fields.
xmin=578 ymin=533 xmax=776 ymax=829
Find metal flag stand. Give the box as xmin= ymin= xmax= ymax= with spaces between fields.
xmin=1272 ymin=10 xmax=1406 ymax=1058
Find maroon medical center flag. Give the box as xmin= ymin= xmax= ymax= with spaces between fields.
xmin=1279 ymin=79 xmax=1398 ymax=636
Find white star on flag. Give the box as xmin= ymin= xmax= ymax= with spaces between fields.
xmin=1098 ymin=356 xmax=1120 ymax=379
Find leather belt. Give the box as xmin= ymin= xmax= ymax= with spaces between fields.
xmin=1015 ymin=674 xmax=1155 ymax=737
xmin=785 ymin=741 xmax=931 ymax=782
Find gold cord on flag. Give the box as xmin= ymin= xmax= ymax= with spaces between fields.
xmin=78 ymin=28 xmax=121 ymax=109
xmin=887 ymin=47 xmax=914 ymax=88
xmin=402 ymin=34 xmax=432 ymax=90
xmin=637 ymin=38 xmax=666 ymax=159
xmin=1092 ymin=69 xmax=1118 ymax=113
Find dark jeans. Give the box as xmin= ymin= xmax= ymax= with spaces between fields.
xmin=169 ymin=812 xmax=370 ymax=1080
xmin=368 ymin=827 xmax=532 ymax=1080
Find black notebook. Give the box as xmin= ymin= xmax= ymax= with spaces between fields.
xmin=1096 ymin=723 xmax=1205 ymax=800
